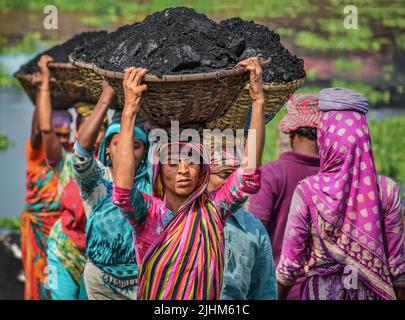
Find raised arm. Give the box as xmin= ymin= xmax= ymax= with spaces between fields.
xmin=30 ymin=73 xmax=44 ymax=149
xmin=210 ymin=58 xmax=264 ymax=219
xmin=36 ymin=55 xmax=63 ymax=163
xmin=238 ymin=57 xmax=265 ymax=169
xmin=112 ymin=67 xmax=149 ymax=224
xmin=77 ymin=80 xmax=115 ymax=151
xmin=114 ymin=67 xmax=148 ymax=189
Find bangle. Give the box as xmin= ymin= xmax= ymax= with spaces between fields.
xmin=39 ymin=87 xmax=50 ymax=92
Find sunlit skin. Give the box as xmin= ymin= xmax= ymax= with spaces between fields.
xmin=161 ymin=157 xmax=201 ymax=200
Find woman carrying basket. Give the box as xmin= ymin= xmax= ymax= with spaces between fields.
xmin=111 ymin=57 xmax=265 ymax=300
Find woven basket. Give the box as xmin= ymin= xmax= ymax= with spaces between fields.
xmin=69 ymin=55 xmax=120 ymax=109
xmin=91 ymin=59 xmax=271 ymax=128
xmin=14 ymin=67 xmax=73 ymax=110
xmin=14 ymin=62 xmax=98 ymax=109
xmin=207 ymin=77 xmax=306 ymax=131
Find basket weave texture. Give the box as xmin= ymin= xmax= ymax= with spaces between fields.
xmin=90 ymin=63 xmax=259 ymax=128
xmin=208 ymin=77 xmax=306 ymax=131
xmin=15 ymin=61 xmax=98 ymax=109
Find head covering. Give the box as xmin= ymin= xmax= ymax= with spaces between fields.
xmin=75 ymin=102 xmax=108 ymax=126
xmin=98 ymin=122 xmax=151 ymax=194
xmin=279 ymin=94 xmax=321 ymax=134
xmin=318 ymin=88 xmax=369 ymax=114
xmin=74 ymin=102 xmax=108 ymax=126
xmin=299 ymin=109 xmax=396 ymax=300
xmin=74 ymin=103 xmax=94 ymax=118
xmin=52 ymin=110 xmax=72 ymax=132
xmin=138 ymin=142 xmax=225 ymax=300
xmin=151 ymin=142 xmax=210 ymax=199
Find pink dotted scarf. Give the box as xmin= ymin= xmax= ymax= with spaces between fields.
xmin=299 ymin=110 xmax=396 ymax=299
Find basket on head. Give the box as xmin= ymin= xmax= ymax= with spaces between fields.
xmin=90 ymin=59 xmax=271 ymax=129
xmin=69 ymin=55 xmax=120 ymax=109
xmin=14 ymin=66 xmax=73 ymax=110
xmin=207 ymin=77 xmax=306 ymax=132
xmin=14 ymin=62 xmax=99 ymax=109
xmin=48 ymin=62 xmax=99 ymax=104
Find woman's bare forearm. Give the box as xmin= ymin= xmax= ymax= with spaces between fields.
xmin=37 ymin=76 xmax=63 ymax=162
xmin=30 ymin=103 xmax=42 ymax=149
xmin=244 ymin=98 xmax=265 ymax=169
xmin=77 ymin=92 xmax=111 ymax=151
xmin=114 ymin=110 xmax=137 ymax=188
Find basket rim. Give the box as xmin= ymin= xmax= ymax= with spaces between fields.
xmin=72 ymin=56 xmax=271 ymax=83
xmin=243 ymin=77 xmax=306 ymax=91
xmin=14 ymin=61 xmax=76 ymax=79
xmin=48 ymin=62 xmax=76 ymax=70
xmin=69 ymin=55 xmax=96 ymax=71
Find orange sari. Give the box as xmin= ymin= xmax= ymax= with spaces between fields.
xmin=20 ymin=140 xmax=60 ymax=300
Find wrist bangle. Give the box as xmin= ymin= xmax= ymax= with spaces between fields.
xmin=39 ymin=87 xmax=50 ymax=92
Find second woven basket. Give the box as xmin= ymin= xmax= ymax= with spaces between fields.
xmin=207 ymin=77 xmax=306 ymax=131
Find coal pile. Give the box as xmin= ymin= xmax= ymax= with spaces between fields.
xmin=219 ymin=17 xmax=306 ymax=82
xmin=73 ymin=7 xmax=305 ymax=82
xmin=18 ymin=31 xmax=108 ymax=74
xmin=75 ymin=7 xmax=242 ymax=76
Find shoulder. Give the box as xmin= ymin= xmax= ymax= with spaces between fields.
xmin=261 ymin=158 xmax=285 ymax=173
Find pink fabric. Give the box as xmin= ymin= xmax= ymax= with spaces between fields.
xmin=283 ymin=110 xmax=397 ymax=299
xmin=113 ymin=167 xmax=261 ymax=266
xmin=279 ymin=94 xmax=321 ymax=134
xmin=112 ymin=185 xmax=134 ymax=212
xmin=277 ymin=175 xmax=405 ymax=299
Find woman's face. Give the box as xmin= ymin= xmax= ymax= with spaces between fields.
xmin=55 ymin=131 xmax=71 ymax=149
xmin=107 ymin=133 xmax=146 ymax=169
xmin=161 ymin=158 xmax=201 ymax=198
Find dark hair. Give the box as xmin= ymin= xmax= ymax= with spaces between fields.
xmin=291 ymin=127 xmax=317 ymax=141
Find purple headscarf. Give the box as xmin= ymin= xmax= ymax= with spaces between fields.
xmin=52 ymin=110 xmax=72 ymax=130
xmin=298 ymin=108 xmax=396 ymax=299
xmin=319 ymin=88 xmax=369 ymax=114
